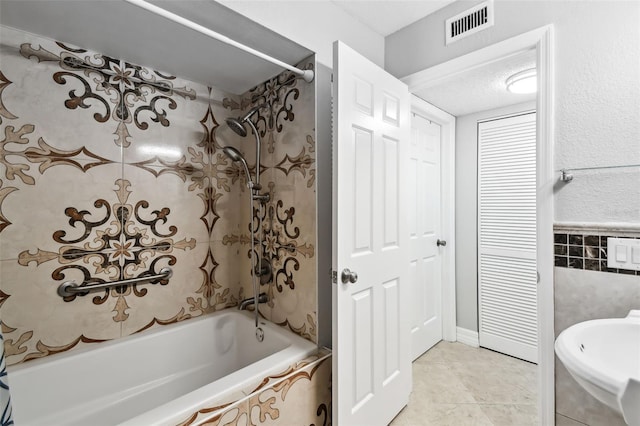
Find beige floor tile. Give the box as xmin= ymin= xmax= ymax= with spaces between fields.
xmin=479 ymin=404 xmax=538 ymax=426
xmin=391 ymin=403 xmax=494 ymax=426
xmin=411 ymin=363 xmax=476 ymax=404
xmin=451 ymin=365 xmax=536 ymax=405
xmin=555 ymin=413 xmax=588 ymax=426
xmin=389 ymin=341 xmax=539 ymax=425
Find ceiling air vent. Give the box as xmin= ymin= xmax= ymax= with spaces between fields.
xmin=445 ymin=0 xmax=494 ymax=45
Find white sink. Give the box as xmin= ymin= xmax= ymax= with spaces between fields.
xmin=555 ymin=310 xmax=640 ymax=426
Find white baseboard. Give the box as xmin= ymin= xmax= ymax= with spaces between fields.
xmin=456 ymin=327 xmax=479 ymax=347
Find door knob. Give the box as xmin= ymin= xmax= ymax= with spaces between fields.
xmin=341 ymin=268 xmax=358 ymax=284
xmin=437 ymin=239 xmax=447 ymax=247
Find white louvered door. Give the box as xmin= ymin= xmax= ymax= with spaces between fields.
xmin=478 ymin=112 xmax=538 ymax=363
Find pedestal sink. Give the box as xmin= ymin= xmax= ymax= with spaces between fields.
xmin=555 ymin=310 xmax=640 ymax=426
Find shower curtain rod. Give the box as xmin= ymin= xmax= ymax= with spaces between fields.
xmin=123 ymin=0 xmax=315 ymax=83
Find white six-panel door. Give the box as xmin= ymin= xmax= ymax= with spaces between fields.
xmin=332 ymin=41 xmax=411 ymax=426
xmin=409 ymin=107 xmax=443 ymax=361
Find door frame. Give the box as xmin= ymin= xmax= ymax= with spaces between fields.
xmin=401 ymin=26 xmax=555 ymax=425
xmin=410 ymin=95 xmax=457 ymax=343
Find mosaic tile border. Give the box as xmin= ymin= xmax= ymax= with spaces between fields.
xmin=554 ymin=232 xmax=640 ymax=275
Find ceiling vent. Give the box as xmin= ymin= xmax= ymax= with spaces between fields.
xmin=445 ymin=0 xmax=494 ymax=45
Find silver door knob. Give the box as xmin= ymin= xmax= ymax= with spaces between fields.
xmin=341 ymin=268 xmax=358 ymax=284
xmin=437 ymin=239 xmax=447 ymax=247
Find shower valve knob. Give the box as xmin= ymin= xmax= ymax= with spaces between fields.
xmin=341 ymin=268 xmax=358 ymax=284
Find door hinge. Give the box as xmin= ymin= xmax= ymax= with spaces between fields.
xmin=331 ymin=270 xmax=337 ymax=284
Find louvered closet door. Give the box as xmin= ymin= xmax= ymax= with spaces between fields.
xmin=478 ymin=112 xmax=537 ymax=363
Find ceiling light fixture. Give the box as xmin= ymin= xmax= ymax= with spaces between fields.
xmin=506 ymin=68 xmax=537 ymax=94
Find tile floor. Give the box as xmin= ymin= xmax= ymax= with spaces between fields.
xmin=390 ymin=341 xmax=538 ymax=426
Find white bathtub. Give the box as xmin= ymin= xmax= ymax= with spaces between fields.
xmin=7 ymin=310 xmax=317 ymax=425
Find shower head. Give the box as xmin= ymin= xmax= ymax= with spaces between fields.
xmin=225 ymin=104 xmax=264 ymax=137
xmin=226 ymin=117 xmax=247 ymax=137
xmin=222 ymin=146 xmax=254 ymax=189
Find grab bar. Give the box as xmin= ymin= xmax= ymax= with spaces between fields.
xmin=57 ymin=267 xmax=173 ymax=298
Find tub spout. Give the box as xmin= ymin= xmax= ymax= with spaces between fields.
xmin=238 ymin=293 xmax=268 ymax=310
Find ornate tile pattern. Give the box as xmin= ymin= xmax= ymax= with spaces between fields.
xmin=221 ymin=58 xmax=318 ymax=343
xmin=0 ymin=25 xmax=317 ymax=366
xmin=177 ymin=350 xmax=331 ymax=426
xmin=19 ymin=41 xmax=196 ymax=148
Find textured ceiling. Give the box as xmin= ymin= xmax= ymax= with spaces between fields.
xmin=414 ymin=49 xmax=538 ymax=117
xmin=331 ymin=0 xmax=455 ymax=36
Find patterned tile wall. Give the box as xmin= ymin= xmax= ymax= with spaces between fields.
xmin=0 ymin=26 xmax=317 ymax=366
xmin=554 ymin=231 xmax=640 ymax=275
xmin=177 ymin=350 xmax=331 ymax=426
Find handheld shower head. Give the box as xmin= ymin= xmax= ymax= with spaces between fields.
xmin=222 ymin=146 xmax=253 ymax=189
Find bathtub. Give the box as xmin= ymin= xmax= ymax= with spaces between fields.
xmin=7 ymin=310 xmax=317 ymax=425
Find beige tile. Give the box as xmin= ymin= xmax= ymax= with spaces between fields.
xmin=452 ymin=364 xmax=536 ymax=405
xmin=555 ymin=413 xmax=588 ymax=426
xmin=122 ymin=165 xmax=212 ymax=244
xmin=416 ymin=344 xmax=537 ymax=405
xmin=479 ymin=403 xmax=537 ymax=426
xmin=414 ymin=341 xmax=482 ymax=364
xmin=396 ymin=342 xmax=540 ymax=425
xmin=181 ymin=398 xmax=250 ymax=426
xmin=411 ymin=362 xmax=476 ymax=404
xmin=248 ymin=355 xmax=331 ymax=426
xmin=268 ymin=244 xmax=317 ymax=342
xmin=120 ymin=77 xmax=210 ymax=164
xmin=210 ymin=240 xmax=248 ymax=309
xmin=391 ymin=402 xmax=494 ymax=426
xmin=1 ymin=163 xmax=122 ymax=261
xmin=0 ymin=258 xmax=120 ymax=366
xmin=270 ymin=156 xmax=317 ymax=254
xmin=119 ymin=241 xmax=210 ymax=337
xmin=240 ymin=349 xmax=330 ymax=397
xmin=1 ymin=27 xmax=123 ymax=161
xmin=209 ymin=168 xmax=247 ymax=243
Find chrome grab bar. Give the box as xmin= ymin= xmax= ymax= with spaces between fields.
xmin=57 ymin=267 xmax=173 ymax=298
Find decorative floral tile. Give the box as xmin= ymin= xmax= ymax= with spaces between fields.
xmin=183 ymin=399 xmax=250 ymax=426
xmin=177 ymin=350 xmax=331 ymax=426
xmin=119 ymin=242 xmax=209 ymax=337
xmin=248 ymin=353 xmax=331 ymax=426
xmin=0 ymin=163 xmax=122 ymax=261
xmin=0 ymin=258 xmax=120 ymax=366
xmin=0 ymin=28 xmax=122 ymax=161
xmin=1 ymin=24 xmax=319 ymax=365
xmin=268 ymin=243 xmax=318 ymax=343
xmin=209 ymin=240 xmax=248 ymax=309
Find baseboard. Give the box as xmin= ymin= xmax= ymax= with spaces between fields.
xmin=456 ymin=327 xmax=479 ymax=347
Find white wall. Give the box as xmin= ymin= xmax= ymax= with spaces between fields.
xmin=218 ymin=1 xmax=385 ymax=68
xmin=455 ymin=101 xmax=536 ymax=332
xmin=386 ymin=0 xmax=640 ymax=224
